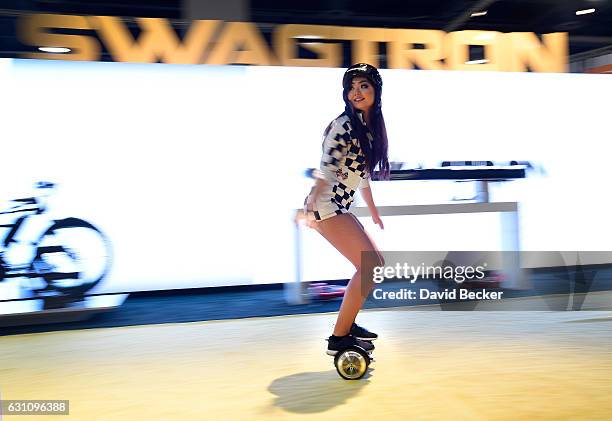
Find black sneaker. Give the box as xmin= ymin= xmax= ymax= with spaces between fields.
xmin=350 ymin=323 xmax=378 ymax=341
xmin=326 ymin=334 xmax=374 ymax=356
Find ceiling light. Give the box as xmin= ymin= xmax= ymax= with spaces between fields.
xmin=470 ymin=11 xmax=488 ymax=17
xmin=475 ymin=33 xmax=496 ymax=41
xmin=575 ymin=8 xmax=596 ymax=15
xmin=38 ymin=47 xmax=71 ymax=53
xmin=465 ymin=59 xmax=489 ymax=65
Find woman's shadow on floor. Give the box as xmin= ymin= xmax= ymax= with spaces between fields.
xmin=267 ymin=368 xmax=373 ymax=413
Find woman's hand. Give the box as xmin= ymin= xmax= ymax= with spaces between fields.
xmin=372 ymin=212 xmax=384 ymax=230
xmin=294 ymin=195 xmax=317 ymax=228
xmin=294 ymin=209 xmax=306 ymax=225
xmin=304 ymin=197 xmax=317 ymax=228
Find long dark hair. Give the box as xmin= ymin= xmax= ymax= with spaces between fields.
xmin=324 ymin=65 xmax=390 ymax=180
xmin=342 ymin=99 xmax=390 ymax=181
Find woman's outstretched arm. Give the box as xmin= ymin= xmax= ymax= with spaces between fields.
xmin=360 ymin=185 xmax=384 ymax=229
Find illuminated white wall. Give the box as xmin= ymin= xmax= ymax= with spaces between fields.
xmin=0 ymin=58 xmax=610 ymax=295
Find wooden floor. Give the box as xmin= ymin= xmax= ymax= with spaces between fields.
xmin=2 ymin=300 xmax=612 ymax=420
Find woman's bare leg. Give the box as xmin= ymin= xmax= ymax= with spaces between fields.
xmin=313 ymin=213 xmax=383 ymax=336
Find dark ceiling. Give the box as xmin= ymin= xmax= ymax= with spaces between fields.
xmin=1 ymin=0 xmax=610 ymax=59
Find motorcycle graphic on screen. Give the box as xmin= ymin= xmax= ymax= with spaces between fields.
xmin=0 ymin=181 xmax=112 ymax=301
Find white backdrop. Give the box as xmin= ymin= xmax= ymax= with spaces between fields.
xmin=0 ymin=58 xmax=610 ymax=295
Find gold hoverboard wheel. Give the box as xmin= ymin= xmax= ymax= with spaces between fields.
xmin=333 ymin=345 xmax=374 ymax=380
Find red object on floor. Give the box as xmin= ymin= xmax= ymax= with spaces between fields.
xmin=308 ymin=283 xmax=346 ymax=300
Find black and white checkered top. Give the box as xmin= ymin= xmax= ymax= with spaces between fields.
xmin=307 ymin=113 xmax=372 ymax=221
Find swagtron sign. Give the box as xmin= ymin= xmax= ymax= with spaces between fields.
xmin=18 ymin=14 xmax=568 ymax=72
